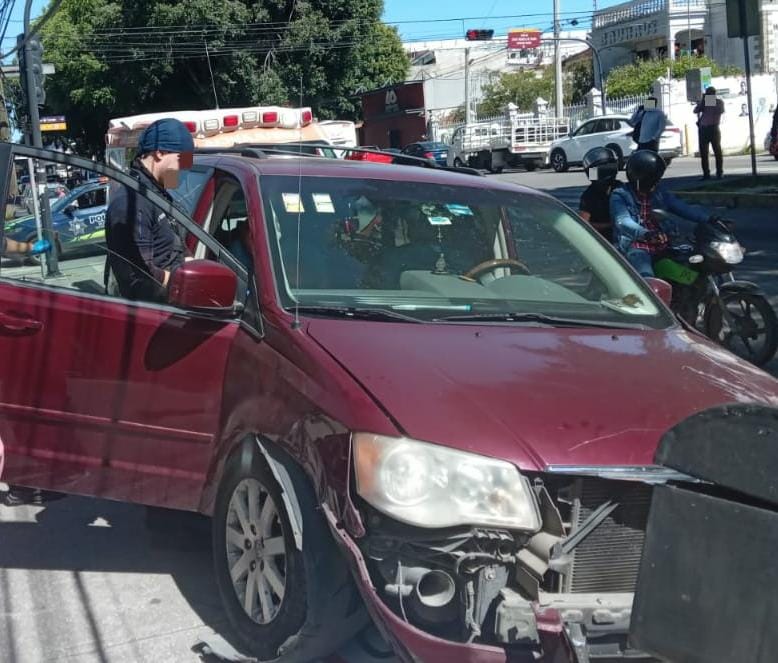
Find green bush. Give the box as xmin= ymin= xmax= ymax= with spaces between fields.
xmin=606 ymin=55 xmax=743 ymax=98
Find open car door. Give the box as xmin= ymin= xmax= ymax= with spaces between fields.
xmin=0 ymin=144 xmax=251 ymax=510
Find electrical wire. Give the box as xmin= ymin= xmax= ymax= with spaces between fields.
xmin=0 ymin=0 xmax=63 ymax=60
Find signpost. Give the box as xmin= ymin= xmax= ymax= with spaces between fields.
xmin=726 ymin=0 xmax=759 ymax=178
xmin=40 ymin=115 xmax=66 ymax=132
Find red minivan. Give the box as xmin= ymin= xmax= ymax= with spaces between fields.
xmin=2 ymin=144 xmax=778 ymax=662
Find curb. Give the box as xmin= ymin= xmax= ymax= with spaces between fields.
xmin=675 ymin=190 xmax=778 ymax=208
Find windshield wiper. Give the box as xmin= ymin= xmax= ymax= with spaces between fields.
xmin=434 ymin=312 xmax=648 ymax=329
xmin=289 ymin=305 xmax=421 ymax=323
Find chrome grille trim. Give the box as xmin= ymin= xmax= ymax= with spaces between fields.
xmin=545 ymin=464 xmax=699 ymax=484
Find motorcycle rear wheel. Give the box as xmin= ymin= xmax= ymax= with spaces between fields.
xmin=704 ymin=292 xmax=778 ymax=367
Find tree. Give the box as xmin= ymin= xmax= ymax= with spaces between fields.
xmin=606 ymin=55 xmax=743 ymax=98
xmin=35 ymin=0 xmax=409 ymax=153
xmin=566 ymin=61 xmax=594 ymax=105
xmin=477 ymin=63 xmax=593 ymax=117
xmin=478 ymin=68 xmax=554 ymax=117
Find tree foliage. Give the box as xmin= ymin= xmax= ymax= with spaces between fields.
xmin=605 ymin=55 xmax=743 ymax=98
xmin=478 ymin=62 xmax=594 ymax=117
xmin=33 ymin=0 xmax=409 ymax=153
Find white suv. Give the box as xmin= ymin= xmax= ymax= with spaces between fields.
xmin=548 ymin=115 xmax=682 ymax=172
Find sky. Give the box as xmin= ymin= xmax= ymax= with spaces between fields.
xmin=1 ymin=0 xmax=630 ymax=55
xmin=1 ymin=0 xmax=46 ymax=56
xmin=382 ymin=0 xmax=625 ymax=41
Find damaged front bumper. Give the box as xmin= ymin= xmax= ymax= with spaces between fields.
xmin=325 ymin=470 xmax=666 ymax=662
xmin=324 ymin=504 xmax=578 ymax=663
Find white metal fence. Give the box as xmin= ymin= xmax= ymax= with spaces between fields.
xmin=432 ymin=94 xmax=649 ymax=145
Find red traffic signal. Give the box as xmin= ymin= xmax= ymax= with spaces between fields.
xmin=465 ymin=29 xmax=494 ymax=41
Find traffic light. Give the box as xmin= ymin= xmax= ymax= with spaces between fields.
xmin=17 ymin=33 xmax=45 ymax=107
xmin=465 ymin=29 xmax=494 ymax=41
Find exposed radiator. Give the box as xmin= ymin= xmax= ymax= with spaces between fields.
xmin=566 ymin=479 xmax=653 ymax=594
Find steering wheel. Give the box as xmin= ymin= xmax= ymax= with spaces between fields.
xmin=463 ymin=258 xmax=530 ymax=281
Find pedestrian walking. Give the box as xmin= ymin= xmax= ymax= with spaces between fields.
xmin=627 ymin=96 xmax=667 ymax=152
xmin=693 ymin=86 xmax=725 ymax=180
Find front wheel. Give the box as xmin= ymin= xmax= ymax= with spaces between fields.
xmin=212 ymin=445 xmax=366 ymax=661
xmin=704 ymin=292 xmax=778 ymax=367
xmin=453 ymin=157 xmax=464 ymax=168
xmin=550 ymin=149 xmax=568 ymax=172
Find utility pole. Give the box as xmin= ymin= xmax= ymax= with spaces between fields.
xmin=738 ymin=0 xmax=757 ymax=178
xmin=464 ymin=47 xmax=471 ymax=124
xmin=553 ymin=0 xmax=563 ymax=118
xmin=22 ymin=0 xmax=59 ymax=275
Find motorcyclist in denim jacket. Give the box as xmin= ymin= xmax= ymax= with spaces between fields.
xmin=610 ymin=150 xmax=711 ymax=278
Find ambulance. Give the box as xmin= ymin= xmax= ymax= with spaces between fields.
xmin=105 ymin=105 xmax=336 ymax=170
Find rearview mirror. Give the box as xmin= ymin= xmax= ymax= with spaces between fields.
xmin=645 ymin=277 xmax=672 ymax=307
xmin=168 ymin=259 xmax=238 ymax=316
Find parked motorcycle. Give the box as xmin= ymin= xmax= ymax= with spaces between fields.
xmin=651 ymin=210 xmax=778 ymax=367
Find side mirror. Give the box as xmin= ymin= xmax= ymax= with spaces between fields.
xmin=645 ymin=277 xmax=673 ymax=307
xmin=168 ymin=259 xmax=238 ymax=316
xmin=64 ymin=204 xmax=76 ymax=217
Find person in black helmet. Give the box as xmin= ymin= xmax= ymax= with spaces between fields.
xmin=610 ymin=149 xmax=713 ymax=277
xmin=579 ymin=147 xmax=622 ymax=242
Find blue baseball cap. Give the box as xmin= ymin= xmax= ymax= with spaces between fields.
xmin=137 ymin=118 xmax=195 ymax=167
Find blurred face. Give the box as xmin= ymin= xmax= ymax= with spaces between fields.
xmin=142 ymin=150 xmax=193 ymax=189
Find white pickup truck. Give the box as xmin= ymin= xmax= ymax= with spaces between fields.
xmin=447 ymin=114 xmax=569 ymax=173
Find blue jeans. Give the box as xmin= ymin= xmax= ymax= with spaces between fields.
xmin=626 ymin=248 xmax=655 ymax=277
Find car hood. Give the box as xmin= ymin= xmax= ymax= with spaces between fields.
xmin=307 ymin=320 xmax=778 ymax=470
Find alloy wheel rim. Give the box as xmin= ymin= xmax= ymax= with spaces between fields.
xmin=226 ymin=478 xmax=287 ymax=625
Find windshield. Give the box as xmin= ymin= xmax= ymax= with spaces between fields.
xmin=262 ymin=176 xmax=671 ymax=328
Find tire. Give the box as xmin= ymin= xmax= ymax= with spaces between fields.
xmin=453 ymin=157 xmax=464 ymax=168
xmin=704 ymin=292 xmax=778 ymax=367
xmin=212 ymin=443 xmax=367 ymax=661
xmin=524 ymin=161 xmax=538 ymax=172
xmin=550 ymin=149 xmax=568 ymax=173
xmin=606 ymin=144 xmax=624 ymax=170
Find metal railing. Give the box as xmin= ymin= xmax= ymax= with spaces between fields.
xmin=593 ymin=0 xmax=666 ymax=29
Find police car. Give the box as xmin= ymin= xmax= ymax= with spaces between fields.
xmin=6 ymin=179 xmax=110 ymax=261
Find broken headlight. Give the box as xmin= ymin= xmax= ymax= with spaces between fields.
xmin=353 ymin=433 xmax=541 ymax=531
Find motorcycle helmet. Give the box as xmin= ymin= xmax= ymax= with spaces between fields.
xmin=582 ymin=147 xmax=619 ymax=182
xmin=626 ymin=149 xmax=666 ymax=193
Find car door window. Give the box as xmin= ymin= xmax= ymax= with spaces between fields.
xmin=574 ymin=122 xmax=595 ymax=137
xmin=0 ymin=152 xmax=239 ymax=307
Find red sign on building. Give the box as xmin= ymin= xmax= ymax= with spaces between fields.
xmin=508 ymin=29 xmax=541 ymax=50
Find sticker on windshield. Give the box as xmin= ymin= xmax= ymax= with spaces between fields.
xmin=428 ymin=216 xmax=452 ymax=226
xmin=312 ymin=193 xmax=335 ymax=213
xmin=445 ymin=204 xmax=473 ymax=216
xmin=282 ymin=192 xmax=304 ymax=213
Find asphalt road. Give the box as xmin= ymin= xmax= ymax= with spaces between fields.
xmin=1 ymin=153 xmax=778 ymax=663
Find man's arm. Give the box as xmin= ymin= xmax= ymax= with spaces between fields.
xmin=610 ymin=189 xmax=649 ymax=241
xmin=660 ymin=187 xmax=711 ymax=224
xmin=106 ymin=195 xmax=168 ymax=302
xmin=132 ymin=208 xmax=173 ymax=287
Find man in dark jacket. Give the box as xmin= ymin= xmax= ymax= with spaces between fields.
xmin=105 ymin=118 xmax=194 ymax=301
xmin=693 ymin=86 xmax=725 ymax=180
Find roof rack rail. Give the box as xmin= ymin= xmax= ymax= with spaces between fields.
xmin=194 ymin=142 xmax=483 ymax=177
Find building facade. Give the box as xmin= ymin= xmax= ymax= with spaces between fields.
xmin=403 ymin=32 xmax=590 ymax=119
xmin=592 ymin=0 xmax=778 ymax=76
